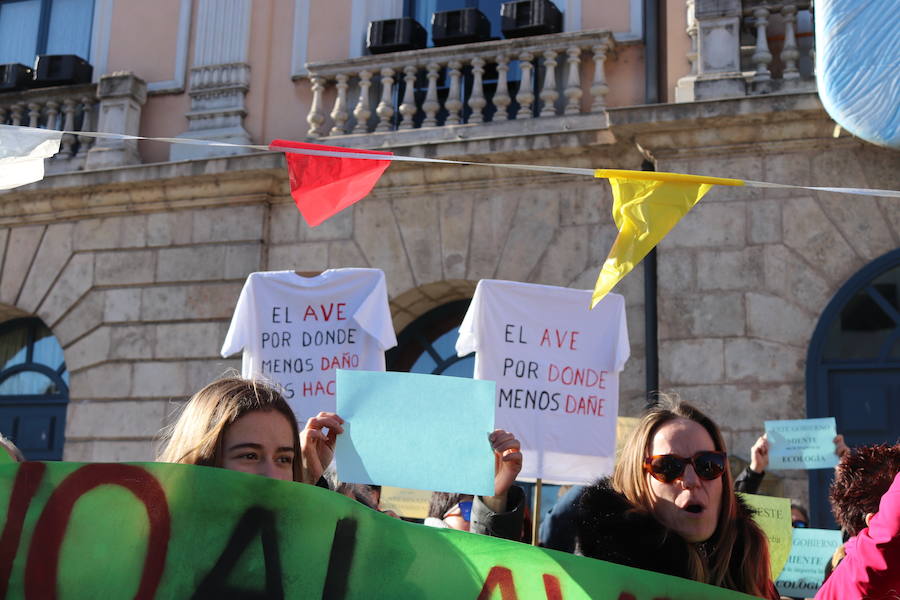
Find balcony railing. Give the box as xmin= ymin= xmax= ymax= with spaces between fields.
xmin=677 ymin=0 xmax=815 ymax=102
xmin=0 ymin=83 xmax=98 ymax=173
xmin=303 ymin=29 xmax=616 ymax=139
xmin=0 ymin=72 xmax=147 ymax=175
xmin=740 ymin=0 xmax=815 ymax=92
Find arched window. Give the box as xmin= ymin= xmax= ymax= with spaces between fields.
xmin=806 ymin=249 xmax=900 ymax=526
xmin=0 ymin=317 xmax=69 ymax=460
xmin=386 ymin=299 xmax=474 ymax=376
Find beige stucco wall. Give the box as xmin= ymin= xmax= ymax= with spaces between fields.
xmin=663 ymin=0 xmax=692 ymax=103
xmin=582 ymin=0 xmax=634 ymax=32
xmin=108 ymin=0 xmax=193 ymax=163
xmin=247 ymin=0 xmax=312 ymax=145
xmin=107 ymin=0 xmax=184 ymax=83
xmin=97 ymin=0 xmax=649 ymax=163
xmin=105 ymin=0 xmax=316 ymax=162
xmin=3 ymin=92 xmax=899 ymax=507
xmin=306 ymin=0 xmax=354 ymax=63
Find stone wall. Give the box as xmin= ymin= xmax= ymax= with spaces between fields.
xmin=618 ymin=93 xmax=900 ymax=503
xmin=1 ymin=92 xmax=898 ymax=507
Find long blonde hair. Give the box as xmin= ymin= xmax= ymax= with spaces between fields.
xmin=613 ymin=396 xmax=773 ymax=597
xmin=158 ymin=377 xmax=302 ymax=482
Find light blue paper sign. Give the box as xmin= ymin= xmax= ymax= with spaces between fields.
xmin=335 ymin=369 xmax=496 ymax=496
xmin=775 ymin=528 xmax=842 ymax=598
xmin=765 ymin=417 xmax=839 ymax=470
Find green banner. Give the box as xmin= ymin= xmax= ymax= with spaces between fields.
xmin=0 ymin=462 xmax=758 ymax=599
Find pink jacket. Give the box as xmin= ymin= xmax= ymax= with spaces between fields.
xmin=816 ymin=472 xmax=900 ymax=600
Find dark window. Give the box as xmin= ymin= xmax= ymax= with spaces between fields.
xmin=823 ymin=268 xmax=900 ymax=362
xmin=387 ymin=299 xmax=474 ymax=376
xmin=0 ymin=0 xmax=94 ymax=66
xmin=0 ymin=317 xmax=69 ymax=460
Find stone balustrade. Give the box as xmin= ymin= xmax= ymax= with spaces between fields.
xmin=677 ymin=0 xmax=815 ymax=102
xmin=741 ymin=0 xmax=814 ymax=92
xmin=0 ymin=84 xmax=99 ymax=172
xmin=0 ymin=72 xmax=147 ymax=174
xmin=303 ymin=29 xmax=616 ymax=139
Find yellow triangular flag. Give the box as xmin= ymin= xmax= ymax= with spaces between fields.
xmin=591 ymin=169 xmax=744 ymax=308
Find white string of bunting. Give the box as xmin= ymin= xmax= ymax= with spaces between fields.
xmin=3 ymin=124 xmax=900 ymax=198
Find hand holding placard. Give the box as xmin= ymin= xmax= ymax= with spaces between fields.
xmin=299 ymin=411 xmax=344 ymax=484
xmin=749 ymin=434 xmax=769 ymax=473
xmin=490 ymin=430 xmax=523 ymax=494
xmin=765 ymin=418 xmax=840 ymax=470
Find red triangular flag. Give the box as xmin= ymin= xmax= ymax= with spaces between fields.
xmin=270 ymin=139 xmax=392 ymax=227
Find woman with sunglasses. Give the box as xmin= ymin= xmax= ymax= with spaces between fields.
xmin=576 ymin=397 xmax=778 ymax=598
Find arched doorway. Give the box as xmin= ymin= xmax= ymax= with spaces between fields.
xmin=806 ymin=249 xmax=900 ymax=526
xmin=0 ymin=317 xmax=69 ymax=460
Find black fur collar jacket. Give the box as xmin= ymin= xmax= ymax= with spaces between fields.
xmin=574 ymin=477 xmax=756 ymax=580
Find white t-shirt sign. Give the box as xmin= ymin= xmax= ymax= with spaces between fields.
xmin=456 ymin=279 xmax=629 ymax=484
xmin=221 ymin=269 xmax=397 ymax=425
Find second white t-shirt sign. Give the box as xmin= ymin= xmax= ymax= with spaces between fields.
xmin=221 ymin=269 xmax=397 ymax=425
xmin=456 ymin=279 xmax=630 ymax=485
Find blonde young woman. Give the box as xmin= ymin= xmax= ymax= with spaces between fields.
xmin=158 ymin=377 xmax=343 ymax=485
xmin=576 ymin=398 xmax=778 ymax=599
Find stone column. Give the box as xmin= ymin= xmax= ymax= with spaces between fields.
xmin=85 ymin=72 xmax=147 ymax=169
xmin=170 ymin=0 xmax=253 ymax=160
xmin=675 ymin=0 xmax=746 ymax=102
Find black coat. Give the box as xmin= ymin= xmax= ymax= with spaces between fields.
xmin=575 ymin=477 xmax=772 ymax=595
xmin=576 ymin=477 xmax=695 ymax=577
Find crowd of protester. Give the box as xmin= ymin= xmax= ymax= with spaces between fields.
xmin=1 ymin=375 xmax=897 ymax=599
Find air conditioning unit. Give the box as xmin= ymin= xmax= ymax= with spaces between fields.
xmin=501 ymin=0 xmax=563 ymax=39
xmin=432 ymin=8 xmax=492 ymax=47
xmin=368 ymin=17 xmax=427 ymax=54
xmin=32 ymin=55 xmax=93 ymax=87
xmin=0 ymin=63 xmax=33 ymax=92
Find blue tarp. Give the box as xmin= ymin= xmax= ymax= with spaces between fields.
xmin=816 ymin=0 xmax=900 ymax=148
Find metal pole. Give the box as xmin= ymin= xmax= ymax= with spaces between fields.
xmin=643 ymin=0 xmax=660 ymax=105
xmin=642 ymin=159 xmax=659 ymax=408
xmin=642 ymin=0 xmax=661 ymax=407
xmin=531 ymin=478 xmax=542 ymax=546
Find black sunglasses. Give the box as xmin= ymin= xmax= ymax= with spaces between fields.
xmin=643 ymin=451 xmax=727 ymax=483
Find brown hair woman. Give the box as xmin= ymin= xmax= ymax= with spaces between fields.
xmin=576 ymin=396 xmax=777 ymax=598
xmin=158 ymin=376 xmax=343 ymax=484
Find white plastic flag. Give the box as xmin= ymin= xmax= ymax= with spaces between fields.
xmin=0 ymin=125 xmax=63 ymax=190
